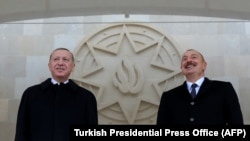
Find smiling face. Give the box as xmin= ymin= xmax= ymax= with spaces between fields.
xmin=181 ymin=49 xmax=207 ymax=82
xmin=48 ymin=48 xmax=75 ymax=82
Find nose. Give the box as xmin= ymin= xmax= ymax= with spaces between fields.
xmin=58 ymin=59 xmax=64 ymax=65
xmin=186 ymin=57 xmax=192 ymax=62
xmin=186 ymin=58 xmax=195 ymax=65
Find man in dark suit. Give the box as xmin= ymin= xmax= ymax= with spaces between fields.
xmin=15 ymin=48 xmax=98 ymax=141
xmin=157 ymin=49 xmax=243 ymax=125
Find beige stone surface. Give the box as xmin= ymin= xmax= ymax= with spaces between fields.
xmin=0 ymin=15 xmax=250 ymax=140
xmin=0 ymin=99 xmax=8 ymax=121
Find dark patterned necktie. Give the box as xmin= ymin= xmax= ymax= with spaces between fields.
xmin=191 ymin=83 xmax=198 ymax=99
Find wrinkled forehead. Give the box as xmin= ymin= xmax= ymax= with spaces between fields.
xmin=182 ymin=50 xmax=204 ymax=59
xmin=50 ymin=49 xmax=74 ymax=61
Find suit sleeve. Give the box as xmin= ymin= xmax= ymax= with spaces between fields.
xmin=86 ymin=92 xmax=98 ymax=125
xmin=14 ymin=90 xmax=30 ymax=141
xmin=225 ymin=82 xmax=244 ymax=125
xmin=156 ymin=92 xmax=170 ymax=125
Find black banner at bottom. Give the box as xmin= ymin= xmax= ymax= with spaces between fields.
xmin=70 ymin=125 xmax=250 ymax=140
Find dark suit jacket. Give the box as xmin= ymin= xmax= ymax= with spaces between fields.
xmin=15 ymin=78 xmax=98 ymax=141
xmin=157 ymin=77 xmax=243 ymax=125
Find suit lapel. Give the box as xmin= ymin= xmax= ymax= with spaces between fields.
xmin=196 ymin=77 xmax=212 ymax=98
xmin=180 ymin=81 xmax=192 ymax=99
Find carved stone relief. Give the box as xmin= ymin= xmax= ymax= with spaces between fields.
xmin=70 ymin=22 xmax=185 ymax=124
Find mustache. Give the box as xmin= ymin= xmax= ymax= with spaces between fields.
xmin=184 ymin=61 xmax=196 ymax=68
xmin=56 ymin=66 xmax=65 ymax=69
xmin=186 ymin=61 xmax=195 ymax=66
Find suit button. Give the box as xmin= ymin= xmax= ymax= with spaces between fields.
xmin=190 ymin=117 xmax=195 ymax=122
xmin=190 ymin=102 xmax=195 ymax=105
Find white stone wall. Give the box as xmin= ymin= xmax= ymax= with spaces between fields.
xmin=0 ymin=15 xmax=250 ymax=140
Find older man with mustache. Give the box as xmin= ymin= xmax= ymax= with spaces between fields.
xmin=157 ymin=49 xmax=243 ymax=125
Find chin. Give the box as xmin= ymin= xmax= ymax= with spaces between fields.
xmin=186 ymin=72 xmax=195 ymax=75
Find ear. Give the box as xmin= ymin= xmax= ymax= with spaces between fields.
xmin=71 ymin=63 xmax=75 ymax=72
xmin=48 ymin=62 xmax=52 ymax=71
xmin=203 ymin=61 xmax=207 ymax=70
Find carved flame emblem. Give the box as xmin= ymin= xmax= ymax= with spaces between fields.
xmin=113 ymin=57 xmax=144 ymax=94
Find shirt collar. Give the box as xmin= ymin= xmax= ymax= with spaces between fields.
xmin=186 ymin=77 xmax=205 ymax=90
xmin=51 ymin=78 xmax=69 ymax=85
